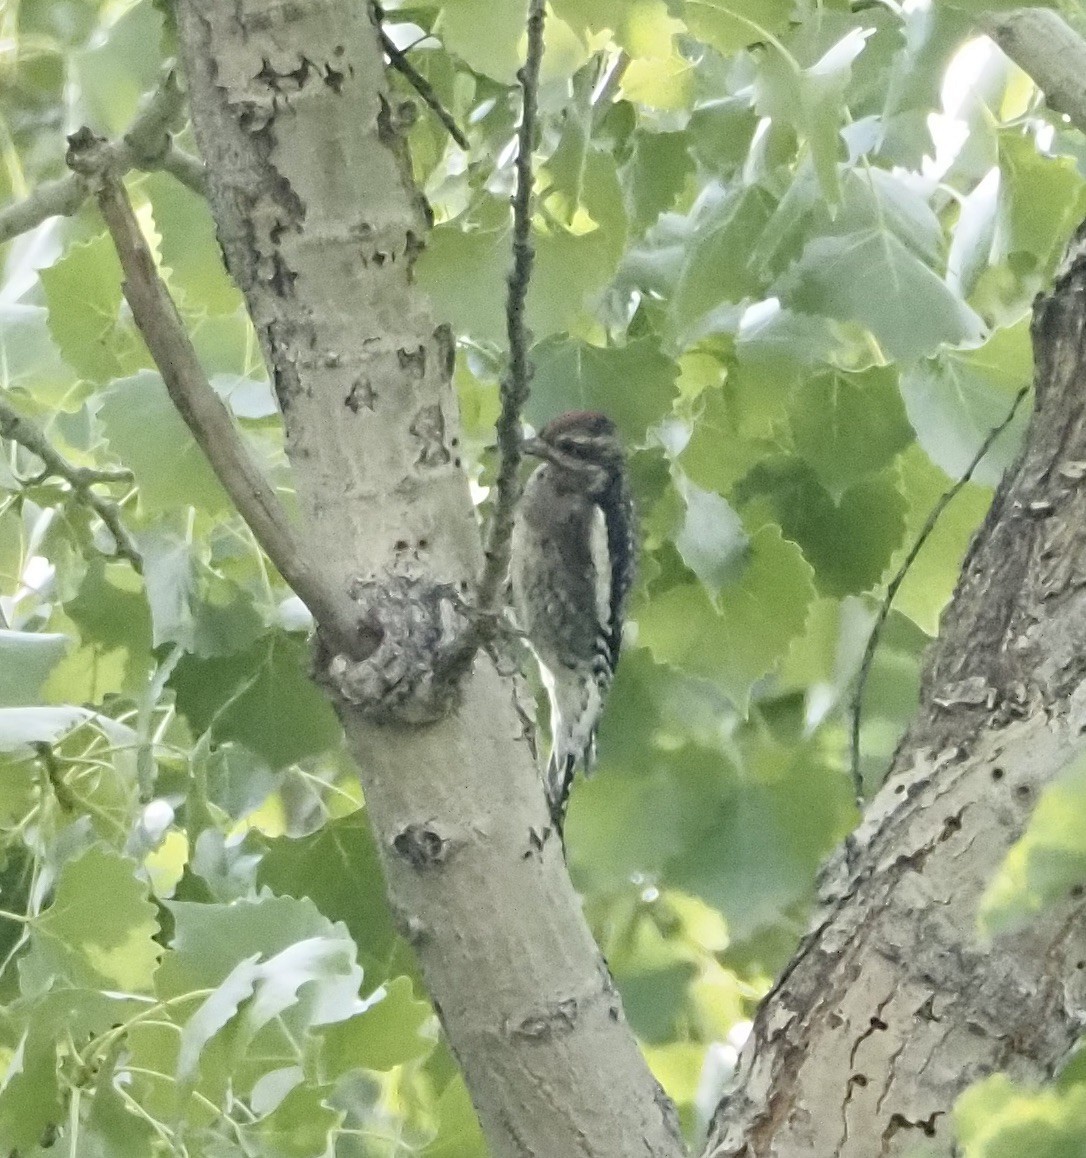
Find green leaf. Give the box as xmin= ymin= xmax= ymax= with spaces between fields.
xmin=787 ymin=367 xmax=913 ymax=497
xmin=0 ymin=1026 xmax=60 ymax=1152
xmin=40 ymin=235 xmax=126 ymax=382
xmin=170 ymin=633 xmax=341 ymax=768
xmin=956 ymin=1073 xmax=1086 ymax=1158
xmin=138 ymin=525 xmax=263 ymax=657
xmin=740 ymin=460 xmax=908 ymax=596
xmin=257 ymin=813 xmax=399 ymax=978
xmin=439 ymin=0 xmax=528 ymax=82
xmin=666 ymin=733 xmax=854 ymax=939
xmin=145 ymin=172 xmax=242 ymax=316
xmin=891 ymin=445 xmax=992 ymax=636
xmin=674 ymin=480 xmax=748 ymax=599
xmin=99 ymin=372 xmax=231 ymax=514
xmin=670 ymin=186 xmax=775 ymax=346
xmin=684 ymin=0 xmax=792 ymax=54
xmin=638 ymin=525 xmax=815 ymax=710
xmin=238 ymin=1081 xmax=343 ymax=1158
xmin=0 ymin=631 xmax=69 ymax=706
xmin=753 ymin=29 xmax=873 ymax=206
xmin=525 ymin=337 xmax=677 ymax=444
xmin=70 ymin=0 xmax=166 ymax=134
xmin=777 ymin=228 xmax=985 ymax=362
xmin=26 ymin=845 xmax=161 ymax=991
xmin=419 ymin=153 xmax=626 ymax=346
xmin=898 ymin=321 xmax=1032 ymax=486
xmin=0 ymin=707 xmax=134 ymax=753
xmin=317 ymin=976 xmax=433 ymax=1075
xmin=422 ymin=1075 xmax=486 ymax=1158
xmin=623 ymin=130 xmax=694 ymax=234
xmin=81 ymin=1052 xmax=161 ymax=1158
xmin=0 ymin=305 xmax=77 ymax=404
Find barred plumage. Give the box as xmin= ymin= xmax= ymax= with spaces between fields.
xmin=509 ymin=411 xmax=636 ymax=826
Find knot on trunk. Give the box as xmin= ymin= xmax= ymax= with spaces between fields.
xmin=321 ymin=573 xmax=472 ymax=724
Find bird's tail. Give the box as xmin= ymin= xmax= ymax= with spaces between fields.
xmin=545 ymin=749 xmax=577 ymax=832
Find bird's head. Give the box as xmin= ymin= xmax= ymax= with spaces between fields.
xmin=521 ymin=411 xmax=625 ymax=489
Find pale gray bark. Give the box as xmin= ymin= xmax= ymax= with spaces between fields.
xmin=172 ymin=3 xmax=684 ymax=1156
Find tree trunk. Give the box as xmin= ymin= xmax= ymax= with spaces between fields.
xmin=172 ymin=3 xmax=685 ymax=1157
xmin=705 ymin=239 xmax=1086 ymax=1156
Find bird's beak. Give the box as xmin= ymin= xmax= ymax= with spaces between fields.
xmin=521 ymin=437 xmax=549 ymax=460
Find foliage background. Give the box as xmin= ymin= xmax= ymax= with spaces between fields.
xmin=2 ymin=0 xmax=1086 ymax=1153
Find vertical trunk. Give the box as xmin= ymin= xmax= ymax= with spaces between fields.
xmin=173 ymin=3 xmax=686 ymax=1155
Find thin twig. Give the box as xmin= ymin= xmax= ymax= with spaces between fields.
xmin=379 ymin=30 xmax=470 ymax=150
xmin=67 ymin=133 xmax=356 ymax=653
xmin=0 ymin=69 xmax=204 ymax=248
xmin=474 ymin=0 xmax=547 ymax=622
xmin=848 ymin=383 xmax=1033 ymax=803
xmin=0 ymin=393 xmax=142 ymax=569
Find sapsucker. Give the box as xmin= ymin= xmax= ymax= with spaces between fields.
xmin=509 ymin=411 xmax=636 ymax=826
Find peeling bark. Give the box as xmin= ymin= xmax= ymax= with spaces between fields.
xmin=172 ymin=3 xmax=685 ymax=1156
xmin=705 ymin=240 xmax=1086 ymax=1156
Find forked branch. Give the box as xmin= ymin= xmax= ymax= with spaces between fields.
xmin=66 ymin=130 xmax=354 ymax=651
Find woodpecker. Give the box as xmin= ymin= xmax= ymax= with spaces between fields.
xmin=509 ymin=411 xmax=636 ymax=827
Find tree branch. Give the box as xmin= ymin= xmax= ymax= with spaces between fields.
xmin=475 ymin=0 xmax=547 ymax=621
xmin=379 ymin=30 xmax=470 ymax=150
xmin=981 ymin=9 xmax=1086 ymax=135
xmin=0 ymin=69 xmax=205 ymax=248
xmin=0 ymin=394 xmax=141 ymax=570
xmin=66 ymin=132 xmax=352 ymax=651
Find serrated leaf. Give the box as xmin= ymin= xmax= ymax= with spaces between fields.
xmin=238 ymin=1081 xmax=343 ymax=1158
xmin=670 ymin=186 xmax=775 ymax=346
xmin=638 ymin=525 xmax=815 ymax=710
xmin=674 ymin=480 xmax=748 ymax=598
xmin=666 ymin=733 xmax=854 ymax=938
xmin=741 ymin=460 xmax=908 ymax=596
xmin=170 ymin=633 xmax=341 ymax=768
xmin=0 ymin=305 xmax=77 ymax=404
xmin=753 ymin=29 xmax=874 ymax=205
xmin=788 ymin=367 xmax=913 ymax=496
xmin=70 ymin=0 xmax=166 ymax=134
xmin=27 ymin=845 xmax=160 ymax=991
xmin=525 ymin=337 xmax=677 ymax=444
xmin=257 ymin=813 xmax=398 ymax=977
xmin=956 ymin=1073 xmax=1086 ymax=1158
xmin=99 ymin=371 xmax=231 ymax=514
xmin=40 ymin=235 xmax=126 ymax=382
xmin=0 ymin=707 xmax=135 ymax=753
xmin=317 ymin=976 xmax=433 ymax=1074
xmin=439 ymin=0 xmax=528 ymax=82
xmin=145 ymin=171 xmax=241 ymax=316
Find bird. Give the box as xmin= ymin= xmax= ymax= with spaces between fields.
xmin=509 ymin=411 xmax=636 ymax=828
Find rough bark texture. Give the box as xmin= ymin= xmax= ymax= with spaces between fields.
xmin=705 ymin=241 xmax=1086 ymax=1156
xmin=172 ymin=3 xmax=685 ymax=1157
